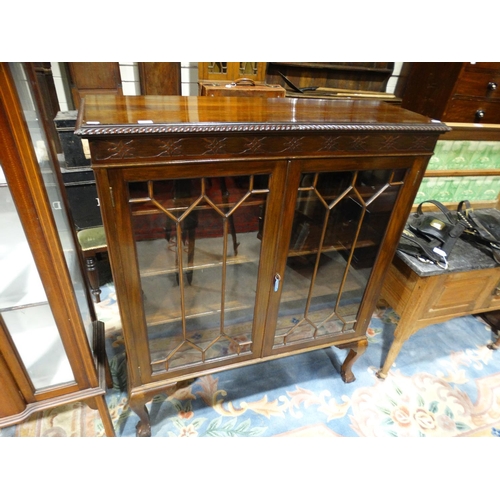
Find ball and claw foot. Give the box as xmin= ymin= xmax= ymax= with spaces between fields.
xmin=341 ymin=371 xmax=355 ymax=383
xmin=136 ymin=420 xmax=152 ymax=437
xmin=130 ymin=398 xmax=152 ymax=437
xmin=487 ymin=338 xmax=500 ymax=350
xmin=339 ymin=341 xmax=367 ymax=384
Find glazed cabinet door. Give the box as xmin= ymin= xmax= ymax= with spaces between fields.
xmin=101 ymin=160 xmax=286 ymax=385
xmin=0 ymin=64 xmax=96 ymax=399
xmin=198 ymin=62 xmax=266 ymax=82
xmin=263 ymin=157 xmax=411 ymax=355
xmin=0 ymin=167 xmax=76 ymax=392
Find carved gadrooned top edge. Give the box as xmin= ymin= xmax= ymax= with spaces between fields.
xmin=75 ymin=122 xmax=451 ymax=137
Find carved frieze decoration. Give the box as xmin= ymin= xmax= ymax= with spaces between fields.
xmin=87 ymin=131 xmax=440 ymax=163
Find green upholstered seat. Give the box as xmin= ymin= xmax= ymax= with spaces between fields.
xmin=77 ymin=227 xmax=108 ymax=303
xmin=77 ymin=226 xmax=107 ymax=251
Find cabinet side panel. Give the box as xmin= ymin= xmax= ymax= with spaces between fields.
xmin=399 ymin=63 xmax=464 ymax=119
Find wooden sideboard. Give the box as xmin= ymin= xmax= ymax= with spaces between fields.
xmin=378 ymin=123 xmax=500 ymax=379
xmin=378 ymin=210 xmax=500 ymax=379
xmin=76 ymin=95 xmax=448 ymax=436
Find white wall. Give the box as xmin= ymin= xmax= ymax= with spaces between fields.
xmin=50 ymin=62 xmax=401 ymax=111
xmin=386 ymin=62 xmax=403 ymax=94
xmin=51 ymin=62 xmax=72 ymax=111
xmin=180 ymin=62 xmax=200 ymax=96
xmin=119 ymin=62 xmax=200 ymax=96
xmin=118 ymin=62 xmax=141 ymax=96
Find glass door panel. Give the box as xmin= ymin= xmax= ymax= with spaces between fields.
xmin=1 ymin=306 xmax=75 ymax=389
xmin=8 ymin=63 xmax=94 ymax=347
xmin=239 ymin=62 xmax=259 ymax=77
xmin=206 ymin=62 xmax=228 ymax=77
xmin=0 ymin=165 xmax=75 ymax=390
xmin=199 ymin=63 xmax=265 ymax=81
xmin=128 ymin=174 xmax=269 ymax=373
xmin=273 ymin=168 xmax=404 ymax=348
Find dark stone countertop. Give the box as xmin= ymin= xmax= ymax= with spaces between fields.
xmin=395 ymin=208 xmax=500 ymax=277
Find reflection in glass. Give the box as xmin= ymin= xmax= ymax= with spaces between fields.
xmin=128 ymin=175 xmax=269 ymax=373
xmin=274 ymin=168 xmax=404 ymax=347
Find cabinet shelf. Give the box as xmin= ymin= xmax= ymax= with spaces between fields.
xmin=141 ymin=262 xmax=258 ymax=329
xmin=144 ymin=286 xmax=363 ymax=340
xmin=130 ymin=198 xmax=266 ymax=217
xmin=268 ymin=62 xmax=394 ymax=74
xmin=141 ymin=247 xmax=368 ymax=332
xmin=0 ymin=300 xmax=49 ymax=314
xmin=137 ymin=232 xmax=261 ymax=278
xmin=145 ymin=303 xmax=255 ymax=330
xmin=425 ymin=169 xmax=500 ymax=177
xmin=136 ymin=231 xmax=380 ymax=280
xmin=288 ymin=238 xmax=379 ymax=258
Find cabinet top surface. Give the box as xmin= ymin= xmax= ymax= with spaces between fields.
xmin=75 ymin=95 xmax=450 ymax=136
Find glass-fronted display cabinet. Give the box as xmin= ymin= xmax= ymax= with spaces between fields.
xmin=0 ymin=62 xmax=114 ymax=436
xmin=76 ymin=94 xmax=449 ymax=436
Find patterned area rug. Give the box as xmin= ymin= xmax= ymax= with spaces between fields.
xmin=2 ymin=283 xmax=500 ymax=438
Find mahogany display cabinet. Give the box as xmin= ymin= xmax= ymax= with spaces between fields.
xmin=75 ymin=95 xmax=449 ymax=436
xmin=0 ymin=63 xmax=114 ymax=436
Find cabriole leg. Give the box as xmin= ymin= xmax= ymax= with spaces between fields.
xmin=340 ymin=339 xmax=368 ymax=383
xmin=129 ymin=394 xmax=152 ymax=437
xmin=488 ymin=334 xmax=500 ymax=350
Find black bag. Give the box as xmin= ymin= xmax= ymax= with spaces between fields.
xmin=456 ymin=200 xmax=500 ymax=264
xmin=398 ymin=200 xmax=468 ymax=269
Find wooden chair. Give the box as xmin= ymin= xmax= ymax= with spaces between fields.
xmin=77 ymin=226 xmax=107 ymax=303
